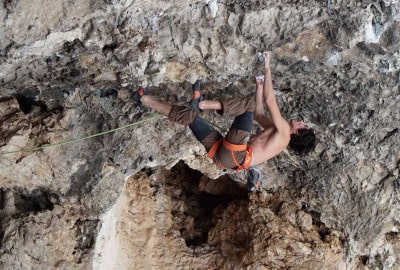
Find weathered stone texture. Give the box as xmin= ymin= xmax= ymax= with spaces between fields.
xmin=0 ymin=0 xmax=399 ymax=269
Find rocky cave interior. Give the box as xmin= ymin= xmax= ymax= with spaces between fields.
xmin=1 ymin=0 xmax=400 ymax=269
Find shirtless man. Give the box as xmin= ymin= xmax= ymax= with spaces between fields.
xmin=133 ymin=51 xmax=315 ymax=190
xmin=249 ymin=51 xmax=310 ymax=165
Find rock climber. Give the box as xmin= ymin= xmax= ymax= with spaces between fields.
xmin=132 ymin=51 xmax=315 ymax=191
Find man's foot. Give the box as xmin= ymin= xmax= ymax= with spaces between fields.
xmin=132 ymin=87 xmax=147 ymax=103
xmin=190 ymin=80 xmax=203 ymax=111
xmin=246 ymin=167 xmax=261 ymax=192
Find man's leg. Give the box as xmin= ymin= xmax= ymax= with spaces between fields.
xmin=189 ymin=116 xmax=222 ymax=151
xmin=141 ymin=95 xmax=172 ymax=116
xmin=197 ymin=81 xmax=272 ymax=130
xmin=225 ymin=109 xmax=254 ymax=145
xmin=199 ymin=98 xmax=254 ymax=117
xmin=211 ymin=98 xmax=255 ymax=168
xmin=199 ymin=100 xmax=222 ymax=111
xmin=220 ymin=97 xmax=261 ymax=191
xmin=197 ymin=97 xmax=255 ymax=145
xmin=139 ymin=95 xmax=222 ymax=151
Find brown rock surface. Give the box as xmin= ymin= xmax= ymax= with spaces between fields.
xmin=0 ymin=0 xmax=399 ymax=269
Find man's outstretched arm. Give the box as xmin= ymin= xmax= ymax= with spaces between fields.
xmin=262 ymin=51 xmax=289 ymax=134
xmin=254 ymin=77 xmax=274 ymax=129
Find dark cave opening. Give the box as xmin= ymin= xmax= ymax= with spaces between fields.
xmin=14 ymin=94 xmax=35 ymax=114
xmin=165 ymin=161 xmax=249 ymax=247
xmin=301 ymin=203 xmax=332 ymax=242
xmin=385 ymin=231 xmax=399 ymax=241
xmin=184 ymin=192 xmax=237 ymax=246
xmin=360 ymin=255 xmax=369 ymax=265
xmin=0 ymin=188 xmax=5 ymax=210
xmin=72 ymin=219 xmax=99 ymax=263
xmin=14 ymin=94 xmax=47 ymax=114
xmin=13 ymin=187 xmax=57 ymax=216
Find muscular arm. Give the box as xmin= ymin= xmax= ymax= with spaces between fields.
xmin=249 ymin=52 xmax=291 ymax=165
xmin=254 ymin=78 xmax=274 ymax=129
xmin=262 ymin=52 xmax=289 ymax=134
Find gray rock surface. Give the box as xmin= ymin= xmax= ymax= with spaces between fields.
xmin=0 ymin=0 xmax=399 ymax=269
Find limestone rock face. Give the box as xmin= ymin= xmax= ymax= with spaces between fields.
xmin=1 ymin=1 xmax=399 ymax=269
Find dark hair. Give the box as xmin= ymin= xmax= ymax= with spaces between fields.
xmin=288 ymin=128 xmax=316 ymax=156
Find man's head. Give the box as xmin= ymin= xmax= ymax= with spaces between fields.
xmin=288 ymin=120 xmax=316 ymax=156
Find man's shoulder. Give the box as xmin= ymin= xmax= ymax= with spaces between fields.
xmin=252 ymin=125 xmax=290 ymax=145
xmin=249 ymin=129 xmax=289 ymax=162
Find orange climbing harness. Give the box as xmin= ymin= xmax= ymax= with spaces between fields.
xmin=207 ymin=139 xmax=253 ymax=172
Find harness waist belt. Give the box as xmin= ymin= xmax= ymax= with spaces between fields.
xmin=223 ymin=140 xmax=247 ymax=151
xmin=207 ymin=139 xmax=252 ymax=172
xmin=207 ymin=138 xmax=223 ymax=159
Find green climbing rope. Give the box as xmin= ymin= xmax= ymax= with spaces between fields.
xmin=0 ymin=111 xmax=230 ymax=156
xmin=0 ymin=114 xmax=163 ymax=156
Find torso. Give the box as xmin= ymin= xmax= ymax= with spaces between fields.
xmin=248 ymin=125 xmax=290 ymax=166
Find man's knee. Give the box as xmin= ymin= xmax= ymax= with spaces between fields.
xmin=231 ymin=111 xmax=254 ymax=132
xmin=219 ymin=98 xmax=255 ymax=116
xmin=246 ymin=99 xmax=255 ymax=112
xmin=168 ymin=105 xmax=198 ymax=126
xmin=189 ymin=115 xmax=214 ymax=142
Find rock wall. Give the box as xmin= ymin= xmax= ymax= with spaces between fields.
xmin=0 ymin=0 xmax=399 ymax=269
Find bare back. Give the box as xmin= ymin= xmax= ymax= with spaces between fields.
xmin=248 ymin=121 xmax=290 ymax=166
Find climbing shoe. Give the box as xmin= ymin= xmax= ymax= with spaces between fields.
xmin=246 ymin=167 xmax=261 ymax=192
xmin=190 ymin=80 xmax=203 ymax=111
xmin=132 ymin=87 xmax=147 ymax=103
